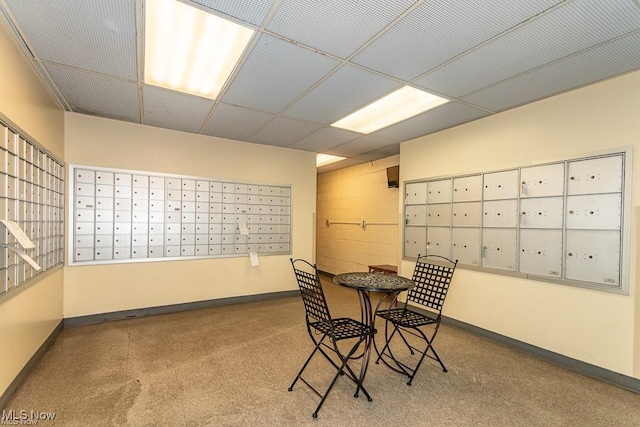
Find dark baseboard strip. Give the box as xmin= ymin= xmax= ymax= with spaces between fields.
xmin=63 ymin=290 xmax=300 ymax=327
xmin=0 ymin=320 xmax=63 ymax=410
xmin=441 ymin=315 xmax=640 ymax=394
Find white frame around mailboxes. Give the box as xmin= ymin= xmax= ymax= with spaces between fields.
xmin=402 ymin=147 xmax=633 ymax=294
xmin=68 ymin=164 xmax=293 ymax=266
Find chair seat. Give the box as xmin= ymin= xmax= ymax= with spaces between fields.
xmin=311 ymin=318 xmax=372 ymax=340
xmin=377 ymin=308 xmax=437 ymax=328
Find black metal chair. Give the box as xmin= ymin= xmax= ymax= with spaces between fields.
xmin=375 ymin=254 xmax=457 ymax=385
xmin=288 ymin=259 xmax=374 ymax=418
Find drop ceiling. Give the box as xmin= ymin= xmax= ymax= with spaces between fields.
xmin=1 ymin=0 xmax=639 ymax=173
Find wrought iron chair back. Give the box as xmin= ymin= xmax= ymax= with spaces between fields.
xmin=291 ymin=259 xmax=332 ymax=326
xmin=406 ymin=254 xmax=457 ymax=313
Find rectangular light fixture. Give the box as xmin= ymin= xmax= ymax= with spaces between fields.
xmin=144 ymin=0 xmax=254 ymax=99
xmin=331 ymin=86 xmax=449 ymax=134
xmin=316 ymin=153 xmax=346 ymax=167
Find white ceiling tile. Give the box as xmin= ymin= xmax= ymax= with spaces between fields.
xmin=327 ymin=134 xmax=397 ymax=157
xmin=222 ymin=34 xmax=340 ymax=113
xmin=188 ymin=0 xmax=276 ymax=25
xmin=45 ymin=63 xmax=139 ymax=123
xmin=5 ymin=0 xmax=137 ymax=80
xmin=286 ymin=127 xmax=360 ymax=152
xmin=415 ymin=0 xmax=640 ymax=97
xmin=461 ymin=32 xmax=640 ymax=111
xmin=143 ymin=86 xmax=214 ymax=133
xmin=266 ymin=0 xmax=415 ymax=58
xmin=352 ymin=0 xmax=564 ymax=81
xmin=248 ymin=116 xmax=323 ymax=147
xmin=374 ymin=102 xmax=491 ymax=141
xmin=202 ymin=103 xmax=274 ymax=141
xmin=284 ymin=64 xmax=402 ymax=123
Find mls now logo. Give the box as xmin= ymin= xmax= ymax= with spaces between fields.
xmin=1 ymin=410 xmax=56 ymax=425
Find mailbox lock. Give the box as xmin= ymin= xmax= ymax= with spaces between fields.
xmin=568 ymin=252 xmax=573 ymax=256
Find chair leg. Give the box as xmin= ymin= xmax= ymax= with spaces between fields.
xmin=288 ymin=335 xmax=326 ymax=392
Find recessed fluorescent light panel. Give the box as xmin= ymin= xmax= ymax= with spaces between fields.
xmin=317 ymin=154 xmax=346 ymax=167
xmin=145 ymin=0 xmax=254 ymax=99
xmin=331 ymin=86 xmax=449 ymax=134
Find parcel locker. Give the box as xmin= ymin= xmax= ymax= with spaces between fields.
xmin=405 ymin=182 xmax=427 ymax=205
xmin=481 ymin=228 xmax=517 ymax=271
xmin=452 ymin=228 xmax=481 ymax=266
xmin=427 ymin=179 xmax=452 ymax=204
xmin=520 ymin=163 xmax=564 ymax=197
xmin=483 ymin=169 xmax=518 ymax=200
xmin=567 ymin=155 xmax=623 ymax=195
xmin=565 ymin=230 xmax=620 ymax=285
xmin=404 ymin=227 xmax=426 ymax=258
xmin=405 ymin=205 xmax=426 ymax=226
xmin=519 ymin=197 xmax=563 ymax=229
xmin=426 ymin=204 xmax=451 ymax=227
xmin=452 ymin=202 xmax=482 ymax=227
xmin=483 ymin=199 xmax=518 ymax=228
xmin=426 ymin=227 xmax=451 ymax=258
xmin=519 ymin=229 xmax=562 ymax=277
xmin=565 ymin=194 xmax=621 ymax=230
xmin=453 ymin=175 xmax=482 ymax=202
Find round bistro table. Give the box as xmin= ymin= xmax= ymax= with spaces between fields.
xmin=333 ymin=272 xmax=414 ymax=396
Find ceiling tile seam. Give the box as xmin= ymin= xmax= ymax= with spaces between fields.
xmin=136 ymin=0 xmax=144 ymax=124
xmin=460 ymin=27 xmax=640 ymax=103
xmin=179 ymin=0 xmax=263 ymax=31
xmin=408 ymin=0 xmax=576 ymax=92
xmin=197 ymin=101 xmax=221 ymax=136
xmin=283 ymin=124 xmax=360 ymax=150
xmin=0 ymin=0 xmax=70 ymax=111
xmin=38 ymin=60 xmax=139 ymax=84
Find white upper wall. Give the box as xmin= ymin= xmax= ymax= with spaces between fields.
xmin=64 ymin=113 xmax=316 ymax=318
xmin=401 ymin=71 xmax=640 ymax=378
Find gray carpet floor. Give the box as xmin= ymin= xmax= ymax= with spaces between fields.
xmin=6 ymin=275 xmax=640 ymax=426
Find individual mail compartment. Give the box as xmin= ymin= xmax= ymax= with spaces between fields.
xmin=75 ymin=169 xmax=95 ymax=184
xmin=95 ymin=209 xmax=113 ymax=223
xmin=132 ymin=199 xmax=148 ymax=211
xmin=166 ymin=190 xmax=181 ymax=201
xmin=519 ymin=197 xmax=563 ymax=229
xmin=181 ymin=201 xmax=196 ymax=212
xmin=95 ymin=171 xmax=114 ymax=185
xmin=221 ymin=234 xmax=234 ymax=245
xmin=452 ymin=202 xmax=481 ymax=227
xmin=481 ymin=228 xmax=517 ymax=271
xmin=181 ymin=179 xmax=196 ymax=191
xmin=114 ymin=235 xmax=132 ymax=247
xmin=235 ymin=193 xmax=248 ymax=204
xmin=404 ymin=226 xmax=426 ymax=259
xmin=113 ymin=198 xmax=132 ymax=211
xmin=247 ymin=185 xmax=260 ymax=195
xmin=149 ymin=176 xmax=165 ymax=189
xmin=235 ymin=184 xmax=248 ymax=194
xmin=147 ymin=235 xmax=163 ymax=246
xmin=114 ymin=223 xmax=132 ymax=235
xmin=195 ymin=245 xmax=209 ymax=256
xmin=483 ymin=169 xmax=518 ymax=200
xmin=426 ymin=227 xmax=450 ymax=258
xmin=114 ymin=210 xmax=132 ymax=223
xmin=405 ymin=205 xmax=426 ymax=226
xmin=132 ymin=223 xmax=149 ymax=234
xmin=96 ymin=197 xmax=115 ymax=210
xmin=405 ymin=182 xmax=427 ymax=205
xmin=567 ymin=155 xmax=623 ymax=195
xmin=221 ymin=244 xmax=234 ymax=255
xmin=566 ymin=194 xmax=621 ymax=230
xmin=74 ymin=235 xmax=94 ymax=248
xmin=75 ymin=183 xmax=95 ymax=197
xmin=75 ymin=196 xmax=95 ymax=209
xmin=144 ymin=246 xmax=161 ymax=257
xmin=453 ymin=175 xmax=482 ymax=202
xmin=94 ymin=235 xmax=113 ymax=248
xmin=75 ymin=209 xmax=94 ymax=222
xmin=181 ymin=212 xmax=195 ymax=223
xmin=114 ymin=173 xmax=132 ymax=186
xmin=208 ymin=245 xmax=222 ymax=255
xmin=95 ymin=222 xmax=113 ymax=234
xmin=131 ymin=235 xmax=148 ymax=247
xmin=149 ymin=200 xmax=164 ymax=211
xmin=195 ymin=191 xmax=209 ymax=203
xmin=565 ymin=230 xmax=620 ymax=286
xmin=520 ymin=163 xmax=564 ymax=198
xmin=132 ymin=175 xmax=148 ymax=187
xmin=195 ymin=213 xmax=209 ymax=224
xmin=165 ymin=223 xmax=181 ymax=235
xmin=166 ymin=178 xmax=181 ymax=190
xmin=194 ymin=234 xmax=208 ymax=246
xmin=148 ymin=224 xmax=163 ymax=234
xmin=234 ymin=244 xmax=248 ymax=254
xmin=181 ymin=223 xmax=196 ymax=234
xmin=75 ymin=222 xmax=94 ymax=235
xmin=113 ymin=247 xmax=131 ymax=259
xmin=165 ymin=212 xmax=181 ymax=223
xmin=95 ymin=184 xmax=114 ymax=198
xmin=519 ymin=229 xmax=562 ymax=278
xmin=132 ymin=187 xmax=148 ymax=200
xmin=131 ymin=247 xmax=149 ymax=258
xmin=209 ymin=181 xmax=222 ymax=192
xmin=426 ymin=204 xmax=451 ymax=227
xmin=181 ymin=190 xmax=196 ymax=201
xmin=483 ymin=199 xmax=517 ymax=228
xmin=74 ymin=248 xmax=94 ymax=262
xmin=114 ymin=185 xmax=132 ymax=199
xmin=149 ymin=188 xmax=165 ymax=200
xmin=452 ymin=227 xmax=481 ymax=267
xmin=164 ymin=234 xmax=180 ymax=246
xmin=166 ymin=200 xmax=181 ymax=212
xmin=135 ymin=211 xmax=152 ymax=223
xmin=181 ymin=234 xmax=196 ymax=245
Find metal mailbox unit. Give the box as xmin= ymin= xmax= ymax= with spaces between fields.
xmin=403 ymin=149 xmax=632 ymax=293
xmin=0 ymin=121 xmax=65 ymax=298
xmin=69 ymin=165 xmax=292 ymax=266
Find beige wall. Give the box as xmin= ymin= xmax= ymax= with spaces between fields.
xmin=0 ymin=19 xmax=64 ymax=397
xmin=64 ymin=113 xmax=316 ymax=318
xmin=401 ymin=71 xmax=640 ymax=378
xmin=317 ymin=156 xmax=399 ymax=274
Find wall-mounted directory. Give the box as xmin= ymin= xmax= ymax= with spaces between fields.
xmin=69 ymin=165 xmax=292 ymax=265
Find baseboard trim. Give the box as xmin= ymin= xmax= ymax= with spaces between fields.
xmin=440 ymin=315 xmax=640 ymax=394
xmin=63 ymin=290 xmax=300 ymax=327
xmin=0 ymin=320 xmax=63 ymax=410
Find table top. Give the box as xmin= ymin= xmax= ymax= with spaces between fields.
xmin=333 ymin=272 xmax=414 ymax=293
